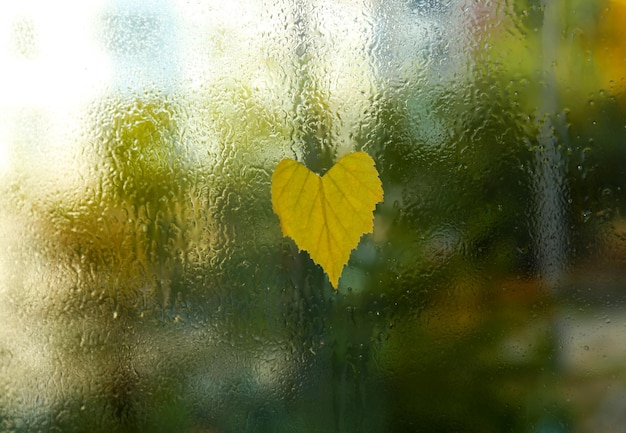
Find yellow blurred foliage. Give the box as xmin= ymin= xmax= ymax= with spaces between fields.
xmin=596 ymin=0 xmax=626 ymax=89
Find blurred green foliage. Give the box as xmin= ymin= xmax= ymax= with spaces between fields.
xmin=4 ymin=0 xmax=626 ymax=432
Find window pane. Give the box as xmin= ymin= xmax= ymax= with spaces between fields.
xmin=1 ymin=0 xmax=625 ymax=432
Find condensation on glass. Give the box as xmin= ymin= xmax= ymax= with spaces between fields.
xmin=0 ymin=1 xmax=625 ymax=432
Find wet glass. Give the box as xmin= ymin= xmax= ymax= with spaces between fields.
xmin=1 ymin=0 xmax=626 ymax=432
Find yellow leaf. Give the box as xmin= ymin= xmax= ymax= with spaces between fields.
xmin=271 ymin=151 xmax=383 ymax=289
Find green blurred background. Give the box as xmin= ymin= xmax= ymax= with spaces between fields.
xmin=1 ymin=0 xmax=626 ymax=432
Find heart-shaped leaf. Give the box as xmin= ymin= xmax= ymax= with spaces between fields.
xmin=271 ymin=151 xmax=383 ymax=289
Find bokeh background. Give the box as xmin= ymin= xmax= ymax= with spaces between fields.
xmin=1 ymin=0 xmax=626 ymax=431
